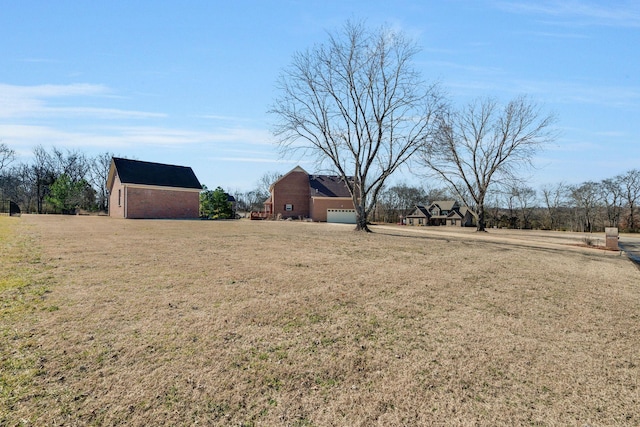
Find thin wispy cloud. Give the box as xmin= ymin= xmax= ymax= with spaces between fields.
xmin=495 ymin=1 xmax=640 ymax=28
xmin=112 ymin=126 xmax=273 ymax=147
xmin=445 ymin=75 xmax=640 ymax=110
xmin=595 ymin=130 xmax=628 ymax=138
xmin=520 ymin=30 xmax=589 ymax=39
xmin=205 ymin=127 xmax=275 ymax=145
xmin=0 ymin=83 xmax=163 ymax=119
xmin=424 ymin=60 xmax=506 ymax=76
xmin=0 ymin=83 xmax=109 ymax=98
xmin=198 ymin=114 xmax=259 ymax=124
xmin=17 ymin=58 xmax=60 ymax=63
xmin=0 ymin=124 xmax=131 ymax=150
xmin=49 ymin=107 xmax=165 ymax=119
xmin=512 ymin=79 xmax=640 ymax=109
xmin=217 ymin=147 xmax=277 ymax=156
xmin=0 ymin=123 xmax=277 ymax=154
xmin=211 ymin=157 xmax=296 ymax=164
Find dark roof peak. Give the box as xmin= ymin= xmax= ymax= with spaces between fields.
xmin=110 ymin=157 xmax=202 ymax=190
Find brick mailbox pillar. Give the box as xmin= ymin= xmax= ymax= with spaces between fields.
xmin=605 ymin=227 xmax=619 ymax=250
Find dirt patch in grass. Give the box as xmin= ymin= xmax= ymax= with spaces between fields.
xmin=3 ymin=215 xmax=639 ymax=426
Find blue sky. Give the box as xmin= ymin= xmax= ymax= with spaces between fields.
xmin=1 ymin=1 xmax=638 ymax=192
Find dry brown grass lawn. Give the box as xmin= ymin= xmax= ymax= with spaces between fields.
xmin=2 ymin=215 xmax=639 ymax=426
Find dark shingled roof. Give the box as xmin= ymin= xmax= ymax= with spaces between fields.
xmin=431 ymin=200 xmax=457 ymax=211
xmin=407 ymin=205 xmax=430 ymax=218
xmin=112 ymin=157 xmax=202 ymax=190
xmin=309 ymin=175 xmax=352 ymax=198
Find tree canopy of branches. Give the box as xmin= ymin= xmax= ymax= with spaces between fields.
xmin=541 ymin=182 xmax=568 ymax=230
xmin=257 ymin=171 xmax=283 ymax=197
xmin=600 ymin=177 xmax=623 ymax=229
xmin=418 ymin=96 xmax=557 ymax=231
xmin=618 ymin=169 xmax=640 ymax=231
xmin=375 ymin=183 xmax=429 ymax=223
xmin=570 ymin=181 xmax=600 ymax=233
xmin=0 ymin=142 xmax=15 ymax=173
xmin=229 ymin=171 xmax=283 ymax=215
xmin=270 ymin=20 xmax=444 ymax=231
xmin=90 ymin=152 xmax=114 ymax=212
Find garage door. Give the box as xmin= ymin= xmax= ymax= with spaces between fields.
xmin=327 ymin=209 xmax=357 ymax=224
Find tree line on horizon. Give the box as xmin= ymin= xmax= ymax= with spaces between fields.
xmin=0 ymin=143 xmax=110 ymax=215
xmin=0 ymin=143 xmax=638 ymax=232
xmin=367 ymin=176 xmax=640 ymax=233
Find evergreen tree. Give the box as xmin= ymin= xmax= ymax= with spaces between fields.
xmin=200 ymin=186 xmax=233 ymax=219
xmin=46 ymin=174 xmax=93 ymax=213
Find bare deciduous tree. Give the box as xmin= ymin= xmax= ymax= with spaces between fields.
xmin=600 ymin=177 xmax=623 ymax=228
xmin=512 ymin=185 xmax=537 ymax=229
xmin=30 ymin=146 xmax=57 ymax=213
xmin=0 ymin=142 xmax=16 ymax=172
xmin=376 ymin=183 xmax=428 ymax=223
xmin=89 ymin=152 xmax=114 ymax=212
xmin=618 ymin=169 xmax=640 ymax=231
xmin=541 ymin=182 xmax=568 ymax=230
xmin=570 ymin=181 xmax=600 ymax=233
xmin=270 ymin=20 xmax=444 ymax=231
xmin=0 ymin=142 xmax=16 ymax=203
xmin=418 ymin=96 xmax=557 ymax=231
xmin=503 ymin=187 xmax=519 ymax=229
xmin=257 ymin=171 xmax=283 ymax=196
xmin=50 ymin=147 xmax=90 ymax=183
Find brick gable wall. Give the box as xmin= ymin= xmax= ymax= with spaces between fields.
xmin=109 ymin=174 xmax=126 ymax=218
xmin=271 ymin=170 xmax=310 ymax=219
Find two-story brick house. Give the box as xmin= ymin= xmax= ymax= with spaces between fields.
xmin=262 ymin=166 xmax=356 ymax=223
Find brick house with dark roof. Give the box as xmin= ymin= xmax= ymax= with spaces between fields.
xmin=107 ymin=157 xmax=202 ymax=219
xmin=262 ymin=166 xmax=356 ymax=223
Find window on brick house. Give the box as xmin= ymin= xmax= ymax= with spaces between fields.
xmin=118 ymin=189 xmax=122 ymax=206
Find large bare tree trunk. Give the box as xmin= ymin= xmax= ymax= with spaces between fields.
xmin=355 ymin=204 xmax=370 ymax=232
xmin=477 ymin=205 xmax=487 ymax=232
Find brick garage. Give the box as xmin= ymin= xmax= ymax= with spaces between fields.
xmin=107 ymin=157 xmax=202 ymax=219
xmin=310 ymin=196 xmax=353 ymax=222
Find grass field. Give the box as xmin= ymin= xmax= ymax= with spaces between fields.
xmin=1 ymin=215 xmax=639 ymax=426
